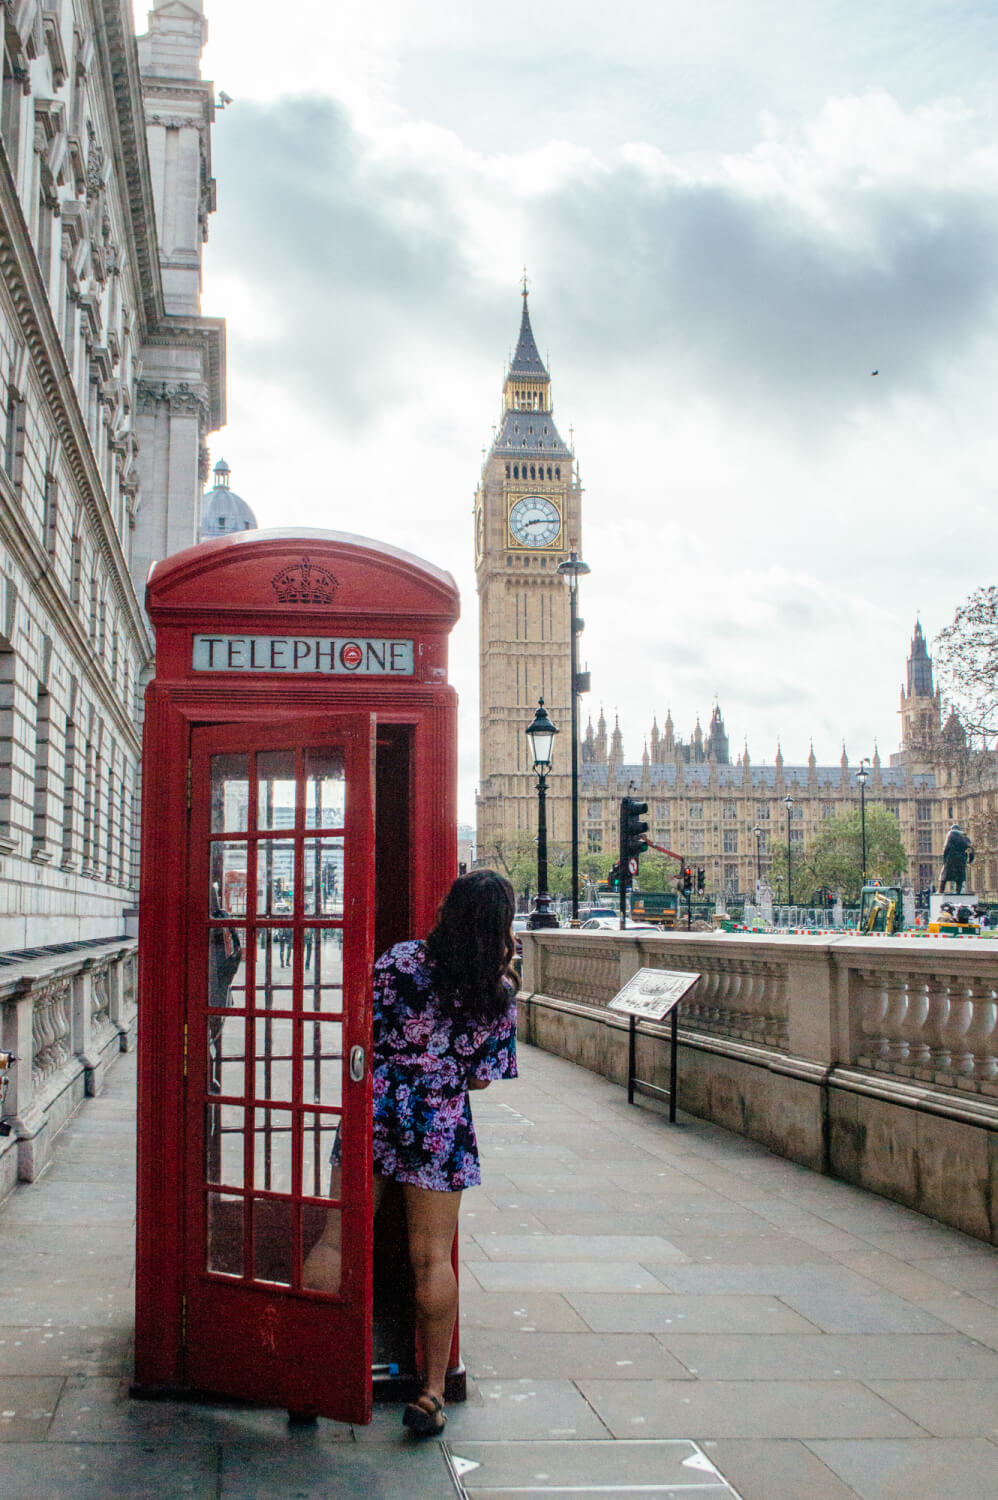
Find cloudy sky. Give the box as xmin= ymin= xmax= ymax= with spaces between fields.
xmin=143 ymin=2 xmax=998 ymax=822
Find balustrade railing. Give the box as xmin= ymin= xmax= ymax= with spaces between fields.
xmin=523 ymin=931 xmax=998 ymax=1097
xmin=32 ymin=980 xmax=73 ymax=1086
xmin=1 ymin=938 xmax=137 ymax=1185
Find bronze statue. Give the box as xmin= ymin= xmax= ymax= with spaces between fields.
xmin=939 ymin=823 xmax=974 ymax=894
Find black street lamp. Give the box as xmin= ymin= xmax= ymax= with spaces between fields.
xmin=753 ymin=825 xmax=764 ymax=887
xmin=784 ymin=794 xmax=794 ymax=906
xmin=525 ymin=699 xmax=559 ymax=930
xmin=856 ymin=758 xmax=870 ymax=888
xmin=556 ymin=551 xmax=590 ymax=927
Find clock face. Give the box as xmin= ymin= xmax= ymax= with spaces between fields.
xmin=509 ymin=494 xmax=561 ymax=548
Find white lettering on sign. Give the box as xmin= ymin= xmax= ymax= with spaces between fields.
xmin=192 ymin=635 xmax=415 ymax=675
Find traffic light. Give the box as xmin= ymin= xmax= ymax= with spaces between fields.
xmin=682 ymin=866 xmax=693 ymax=893
xmin=697 ymin=867 xmax=705 ymax=895
xmin=620 ymin=797 xmax=649 ymax=870
xmin=608 ymin=862 xmax=621 ymax=890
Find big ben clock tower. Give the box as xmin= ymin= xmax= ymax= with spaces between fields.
xmin=475 ymin=288 xmax=583 ymax=863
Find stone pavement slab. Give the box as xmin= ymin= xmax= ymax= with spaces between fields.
xmin=0 ymin=1442 xmax=219 ymax=1500
xmin=806 ymin=1437 xmax=998 ymax=1500
xmin=575 ymin=1377 xmax=926 ymax=1440
xmin=2 ymin=1040 xmax=998 ymax=1499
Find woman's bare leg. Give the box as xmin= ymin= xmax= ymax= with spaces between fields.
xmin=303 ymin=1172 xmax=387 ymax=1291
xmin=401 ymin=1183 xmax=462 ymax=1405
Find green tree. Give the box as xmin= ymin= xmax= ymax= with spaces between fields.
xmin=807 ymin=805 xmax=908 ymax=904
xmin=935 ymin=586 xmax=998 ymax=741
xmin=768 ymin=841 xmax=816 ymax=906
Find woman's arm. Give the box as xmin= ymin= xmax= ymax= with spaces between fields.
xmin=467 ymin=1078 xmax=491 ymax=1091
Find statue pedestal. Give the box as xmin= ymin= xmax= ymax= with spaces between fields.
xmin=929 ymin=891 xmax=978 ymax=923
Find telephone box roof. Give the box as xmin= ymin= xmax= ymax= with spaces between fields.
xmin=146 ymin=527 xmax=460 ymax=625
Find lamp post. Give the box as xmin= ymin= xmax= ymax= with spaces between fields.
xmin=753 ymin=825 xmax=763 ymax=889
xmin=556 ymin=551 xmax=590 ymax=927
xmin=856 ymin=759 xmax=870 ymax=888
xmin=525 ymin=699 xmax=559 ymax=930
xmin=784 ymin=794 xmax=794 ymax=907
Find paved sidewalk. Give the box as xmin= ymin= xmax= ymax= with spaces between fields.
xmin=1 ymin=1046 xmax=998 ymax=1498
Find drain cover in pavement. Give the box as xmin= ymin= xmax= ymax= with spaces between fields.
xmin=444 ymin=1439 xmax=742 ymax=1497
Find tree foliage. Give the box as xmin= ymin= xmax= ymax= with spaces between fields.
xmin=806 ymin=806 xmax=908 ymax=904
xmin=935 ymin=586 xmax=998 ymax=742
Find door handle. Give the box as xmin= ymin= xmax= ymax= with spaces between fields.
xmin=349 ymin=1045 xmax=365 ymax=1082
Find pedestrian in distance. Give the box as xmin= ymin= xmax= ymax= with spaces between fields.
xmin=303 ymin=869 xmax=518 ymax=1436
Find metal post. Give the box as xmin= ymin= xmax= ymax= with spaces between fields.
xmin=557 ymin=553 xmax=590 ymax=929
xmin=627 ymin=1014 xmax=636 ymax=1105
xmin=861 ymin=778 xmax=867 ymax=884
xmin=669 ymin=1005 xmax=678 ymax=1123
xmin=536 ymin=769 xmax=550 ymax=919
xmin=569 ymin=582 xmax=580 ymax=926
xmin=785 ymin=795 xmax=794 ymax=908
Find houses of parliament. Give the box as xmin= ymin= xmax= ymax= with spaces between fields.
xmin=475 ymin=294 xmax=994 ymax=900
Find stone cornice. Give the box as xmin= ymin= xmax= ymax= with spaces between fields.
xmin=141 ymin=314 xmax=225 ymax=430
xmin=0 ymin=132 xmax=153 ymax=660
xmin=97 ymin=0 xmax=164 ymax=334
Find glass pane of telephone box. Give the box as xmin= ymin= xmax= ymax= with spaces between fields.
xmin=206 ymin=1012 xmax=246 ymax=1097
xmin=302 ymin=1201 xmax=342 ymax=1296
xmin=253 ymin=1197 xmax=293 ymax=1287
xmin=253 ymin=1106 xmax=293 ymax=1193
xmin=300 ymin=1112 xmax=341 ymax=1197
xmin=256 ymin=842 xmax=294 ymax=916
xmin=301 ymin=930 xmax=343 ymax=1013
xmin=210 ymin=754 xmax=249 ymax=833
xmin=304 ymin=838 xmax=343 ymax=915
xmin=254 ymin=1014 xmax=294 ymax=1104
xmin=207 ymin=924 xmax=247 ymax=1009
xmin=205 ymin=1103 xmax=245 ymax=1189
xmin=305 ymin=748 xmax=345 ymax=828
xmin=301 ymin=1021 xmax=343 ymax=1106
xmin=210 ymin=844 xmax=249 ymax=920
xmin=257 ymin=750 xmax=296 ymax=831
xmin=207 ymin=1191 xmax=244 ymax=1278
xmin=256 ymin=929 xmax=294 ymax=1010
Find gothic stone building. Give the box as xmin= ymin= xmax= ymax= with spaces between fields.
xmin=0 ymin=0 xmax=224 ymax=1194
xmin=577 ymin=628 xmax=950 ymax=903
xmin=474 ymin=298 xmax=985 ymax=900
xmin=475 ymin=288 xmax=582 ymax=859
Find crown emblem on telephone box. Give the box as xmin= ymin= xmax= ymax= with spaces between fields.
xmin=271 ymin=557 xmax=339 ymax=605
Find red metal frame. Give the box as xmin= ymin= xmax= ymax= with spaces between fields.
xmin=134 ymin=531 xmax=460 ymax=1420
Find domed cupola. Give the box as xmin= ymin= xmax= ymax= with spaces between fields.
xmin=199 ymin=459 xmax=258 ymax=541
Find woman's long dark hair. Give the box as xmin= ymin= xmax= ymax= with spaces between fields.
xmin=424 ymin=870 xmax=515 ymax=1023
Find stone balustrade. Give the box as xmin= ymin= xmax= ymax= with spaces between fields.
xmin=0 ymin=939 xmax=137 ymax=1197
xmin=519 ymin=930 xmax=998 ymax=1244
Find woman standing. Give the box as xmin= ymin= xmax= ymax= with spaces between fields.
xmin=305 ymin=870 xmax=518 ymax=1435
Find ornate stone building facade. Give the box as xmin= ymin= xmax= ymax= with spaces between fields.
xmin=475 ymin=290 xmax=582 ymax=858
xmin=0 ymin=0 xmax=224 ymax=1194
xmin=576 ymin=631 xmax=946 ymax=903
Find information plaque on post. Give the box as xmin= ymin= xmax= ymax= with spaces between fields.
xmin=607 ymin=969 xmax=700 ymax=1121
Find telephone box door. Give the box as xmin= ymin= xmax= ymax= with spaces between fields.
xmin=183 ymin=714 xmax=375 ymax=1422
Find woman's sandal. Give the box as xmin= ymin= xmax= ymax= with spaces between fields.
xmin=402 ymin=1392 xmax=446 ymax=1436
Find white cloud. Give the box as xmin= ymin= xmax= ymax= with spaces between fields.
xmin=172 ymin=2 xmax=998 ymax=820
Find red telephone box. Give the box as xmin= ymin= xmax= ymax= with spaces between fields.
xmin=134 ymin=529 xmax=460 ymax=1424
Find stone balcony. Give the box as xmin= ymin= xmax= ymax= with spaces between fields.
xmin=519 ymin=930 xmax=998 ymax=1246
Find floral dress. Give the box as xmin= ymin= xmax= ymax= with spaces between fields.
xmin=371 ymin=939 xmax=517 ymax=1191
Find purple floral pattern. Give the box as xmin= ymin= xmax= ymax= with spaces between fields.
xmin=372 ymin=939 xmax=517 ymax=1191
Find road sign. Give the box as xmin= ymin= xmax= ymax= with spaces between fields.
xmin=628 ymin=857 xmax=638 ymax=875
